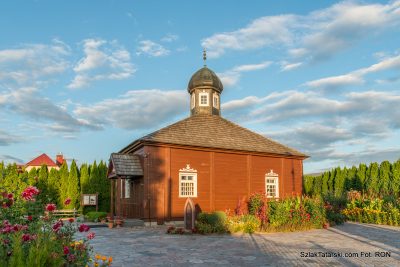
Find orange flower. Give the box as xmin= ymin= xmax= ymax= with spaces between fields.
xmin=108 ymin=257 xmax=113 ymax=263
xmin=94 ymin=263 xmax=99 ymax=267
xmin=95 ymin=254 xmax=101 ymax=260
xmin=102 ymin=256 xmax=107 ymax=261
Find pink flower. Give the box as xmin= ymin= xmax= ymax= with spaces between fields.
xmin=63 ymin=246 xmax=70 ymax=255
xmin=78 ymin=224 xmax=90 ymax=232
xmin=21 ymin=186 xmax=40 ymax=201
xmin=52 ymin=221 xmax=63 ymax=232
xmin=87 ymin=232 xmax=95 ymax=240
xmin=64 ymin=198 xmax=71 ymax=205
xmin=45 ymin=203 xmax=57 ymax=212
xmin=7 ymin=193 xmax=13 ymax=200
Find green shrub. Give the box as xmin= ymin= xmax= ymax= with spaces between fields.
xmin=195 ymin=211 xmax=227 ymax=234
xmin=85 ymin=211 xmax=107 ymax=222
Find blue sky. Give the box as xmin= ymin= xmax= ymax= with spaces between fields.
xmin=1 ymin=0 xmax=400 ymax=173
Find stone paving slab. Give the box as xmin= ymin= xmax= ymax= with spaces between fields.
xmin=78 ymin=222 xmax=400 ymax=267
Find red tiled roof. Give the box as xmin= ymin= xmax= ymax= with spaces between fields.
xmin=25 ymin=153 xmax=57 ymax=167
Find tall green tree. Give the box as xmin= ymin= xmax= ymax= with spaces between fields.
xmin=345 ymin=166 xmax=357 ymax=191
xmin=303 ymin=175 xmax=314 ymax=196
xmin=391 ymin=159 xmax=400 ymax=196
xmin=356 ymin=163 xmax=367 ymax=193
xmin=321 ymin=172 xmax=330 ymax=195
xmin=313 ymin=175 xmax=322 ymax=196
xmin=58 ymin=162 xmax=69 ymax=207
xmin=27 ymin=168 xmax=38 ymax=186
xmin=366 ymin=162 xmax=379 ymax=196
xmin=47 ymin=168 xmax=60 ymax=205
xmin=334 ymin=167 xmax=346 ymax=196
xmin=37 ymin=165 xmax=49 ymax=203
xmin=79 ymin=164 xmax=90 ymax=194
xmin=66 ymin=160 xmax=80 ymax=209
xmin=378 ymin=161 xmax=391 ymax=196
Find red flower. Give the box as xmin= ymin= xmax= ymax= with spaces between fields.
xmin=78 ymin=224 xmax=90 ymax=232
xmin=21 ymin=186 xmax=40 ymax=201
xmin=68 ymin=218 xmax=74 ymax=223
xmin=64 ymin=198 xmax=71 ymax=205
xmin=27 ymin=215 xmax=33 ymax=221
xmin=87 ymin=232 xmax=95 ymax=240
xmin=63 ymin=246 xmax=70 ymax=255
xmin=52 ymin=221 xmax=63 ymax=232
xmin=7 ymin=193 xmax=13 ymax=200
xmin=22 ymin=234 xmax=31 ymax=242
xmin=45 ymin=203 xmax=57 ymax=212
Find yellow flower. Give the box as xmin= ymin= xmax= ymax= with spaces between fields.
xmin=102 ymin=256 xmax=107 ymax=261
xmin=95 ymin=254 xmax=101 ymax=260
xmin=94 ymin=263 xmax=99 ymax=267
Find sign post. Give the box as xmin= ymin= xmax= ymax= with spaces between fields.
xmin=81 ymin=193 xmax=98 ymax=211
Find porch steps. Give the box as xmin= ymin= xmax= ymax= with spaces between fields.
xmin=124 ymin=219 xmax=145 ymax=227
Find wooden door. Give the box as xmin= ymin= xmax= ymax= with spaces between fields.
xmin=132 ymin=179 xmax=144 ymax=218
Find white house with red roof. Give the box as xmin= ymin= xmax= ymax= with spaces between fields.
xmin=25 ymin=153 xmax=66 ymax=171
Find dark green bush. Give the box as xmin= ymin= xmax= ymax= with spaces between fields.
xmin=85 ymin=211 xmax=107 ymax=222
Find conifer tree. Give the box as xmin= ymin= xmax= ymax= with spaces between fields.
xmin=67 ymin=160 xmax=80 ymax=209
xmin=321 ymin=172 xmax=329 ymax=195
xmin=303 ymin=175 xmax=314 ymax=196
xmin=88 ymin=161 xmax=98 ymax=194
xmin=58 ymin=162 xmax=69 ymax=206
xmin=313 ymin=175 xmax=322 ymax=196
xmin=27 ymin=168 xmax=38 ymax=186
xmin=366 ymin=162 xmax=379 ymax=196
xmin=47 ymin=168 xmax=60 ymax=205
xmin=79 ymin=164 xmax=90 ymax=194
xmin=356 ymin=163 xmax=367 ymax=193
xmin=390 ymin=159 xmax=400 ymax=196
xmin=378 ymin=161 xmax=391 ymax=196
xmin=345 ymin=166 xmax=357 ymax=191
xmin=37 ymin=165 xmax=49 ymax=203
xmin=334 ymin=167 xmax=346 ymax=196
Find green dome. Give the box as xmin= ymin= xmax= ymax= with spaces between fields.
xmin=187 ymin=67 xmax=223 ymax=93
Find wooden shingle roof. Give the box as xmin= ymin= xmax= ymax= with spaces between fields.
xmin=121 ymin=114 xmax=307 ymax=158
xmin=109 ymin=153 xmax=143 ymax=178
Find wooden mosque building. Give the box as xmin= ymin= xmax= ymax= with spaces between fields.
xmin=107 ymin=53 xmax=308 ymax=224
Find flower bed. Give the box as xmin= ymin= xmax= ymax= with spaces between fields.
xmin=342 ymin=197 xmax=400 ymax=226
xmin=0 ymin=186 xmax=111 ymax=266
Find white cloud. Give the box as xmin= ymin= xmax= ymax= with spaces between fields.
xmin=218 ymin=61 xmax=272 ymax=87
xmin=136 ymin=40 xmax=170 ymax=57
xmin=74 ymin=89 xmax=187 ymax=130
xmin=68 ymin=39 xmax=135 ymax=89
xmin=280 ymin=61 xmax=303 ymax=71
xmin=0 ymin=39 xmax=70 ymax=87
xmin=202 ymin=15 xmax=296 ymax=58
xmin=0 ymin=87 xmax=101 ymax=132
xmin=161 ymin=34 xmax=179 ymax=42
xmin=305 ymin=54 xmax=400 ymax=89
xmin=202 ymin=1 xmax=400 ymax=61
xmin=0 ymin=130 xmax=23 ymax=146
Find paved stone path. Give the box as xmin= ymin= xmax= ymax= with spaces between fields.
xmin=80 ymin=222 xmax=400 ymax=266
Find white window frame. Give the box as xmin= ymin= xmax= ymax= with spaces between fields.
xmin=265 ymin=170 xmax=279 ymax=198
xmin=191 ymin=93 xmax=195 ymax=109
xmin=125 ymin=179 xmax=130 ymax=198
xmin=213 ymin=93 xmax=219 ymax=108
xmin=179 ymin=164 xmax=198 ymax=198
xmin=199 ymin=92 xmax=209 ymax=106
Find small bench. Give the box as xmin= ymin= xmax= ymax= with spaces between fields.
xmin=52 ymin=209 xmax=79 ymax=218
